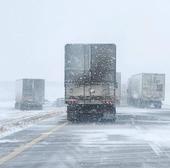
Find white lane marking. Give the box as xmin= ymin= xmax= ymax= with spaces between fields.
xmin=149 ymin=143 xmax=162 ymax=156
xmin=0 ymin=122 xmax=67 ymax=166
xmin=131 ymin=117 xmax=162 ymax=156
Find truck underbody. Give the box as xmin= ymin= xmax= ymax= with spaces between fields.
xmin=15 ymin=102 xmax=43 ymax=110
xmin=67 ymin=104 xmax=116 ymax=122
xmin=128 ymin=98 xmax=162 ymax=109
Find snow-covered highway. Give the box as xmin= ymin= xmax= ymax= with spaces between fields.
xmin=1 ymin=104 xmax=170 ymax=167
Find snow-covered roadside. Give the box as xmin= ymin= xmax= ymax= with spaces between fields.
xmin=0 ymin=101 xmax=66 ymax=138
xmin=117 ymin=105 xmax=170 ymax=115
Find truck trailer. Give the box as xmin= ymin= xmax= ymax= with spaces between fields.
xmin=116 ymin=72 xmax=121 ymax=105
xmin=127 ymin=73 xmax=165 ymax=108
xmin=65 ymin=44 xmax=117 ymax=122
xmin=15 ymin=79 xmax=45 ymax=110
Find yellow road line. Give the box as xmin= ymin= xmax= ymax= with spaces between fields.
xmin=0 ymin=122 xmax=67 ymax=166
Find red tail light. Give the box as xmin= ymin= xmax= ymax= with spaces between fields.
xmin=102 ymin=100 xmax=114 ymax=105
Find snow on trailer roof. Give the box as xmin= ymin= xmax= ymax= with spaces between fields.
xmin=130 ymin=73 xmax=165 ymax=78
xmin=65 ymin=43 xmax=116 ymax=46
xmin=16 ymin=79 xmax=45 ymax=81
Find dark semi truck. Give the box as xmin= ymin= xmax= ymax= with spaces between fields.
xmin=65 ymin=44 xmax=117 ymax=122
xmin=15 ymin=79 xmax=45 ymax=110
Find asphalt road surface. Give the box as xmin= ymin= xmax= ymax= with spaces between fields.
xmin=1 ymin=107 xmax=170 ymax=168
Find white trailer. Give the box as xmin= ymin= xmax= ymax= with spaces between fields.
xmin=65 ymin=44 xmax=117 ymax=121
xmin=127 ymin=73 xmax=165 ymax=108
xmin=116 ymin=72 xmax=121 ymax=105
xmin=15 ymin=79 xmax=45 ymax=110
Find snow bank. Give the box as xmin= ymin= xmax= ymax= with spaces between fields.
xmin=0 ymin=101 xmax=66 ymax=139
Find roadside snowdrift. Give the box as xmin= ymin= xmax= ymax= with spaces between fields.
xmin=0 ymin=101 xmax=65 ymax=138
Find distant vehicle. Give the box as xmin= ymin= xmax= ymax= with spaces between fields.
xmin=15 ymin=79 xmax=45 ymax=110
xmin=121 ymin=83 xmax=128 ymax=106
xmin=127 ymin=73 xmax=165 ymax=108
xmin=65 ymin=44 xmax=117 ymax=122
xmin=54 ymin=98 xmax=66 ymax=107
xmin=116 ymin=72 xmax=121 ymax=105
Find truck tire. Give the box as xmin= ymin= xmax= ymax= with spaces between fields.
xmin=67 ymin=105 xmax=79 ymax=122
xmin=154 ymin=102 xmax=162 ymax=109
xmin=15 ymin=102 xmax=19 ymax=109
xmin=67 ymin=111 xmax=73 ymax=121
xmin=102 ymin=105 xmax=116 ymax=122
xmin=19 ymin=103 xmax=25 ymax=110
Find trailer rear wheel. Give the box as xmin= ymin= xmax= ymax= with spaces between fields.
xmin=154 ymin=101 xmax=162 ymax=109
xmin=67 ymin=105 xmax=79 ymax=122
xmin=102 ymin=106 xmax=116 ymax=122
xmin=67 ymin=104 xmax=116 ymax=122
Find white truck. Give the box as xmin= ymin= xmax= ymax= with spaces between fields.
xmin=65 ymin=44 xmax=117 ymax=122
xmin=116 ymin=72 xmax=121 ymax=105
xmin=15 ymin=79 xmax=45 ymax=110
xmin=127 ymin=73 xmax=165 ymax=108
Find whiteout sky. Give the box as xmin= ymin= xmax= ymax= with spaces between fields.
xmin=0 ymin=0 xmax=170 ymax=86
